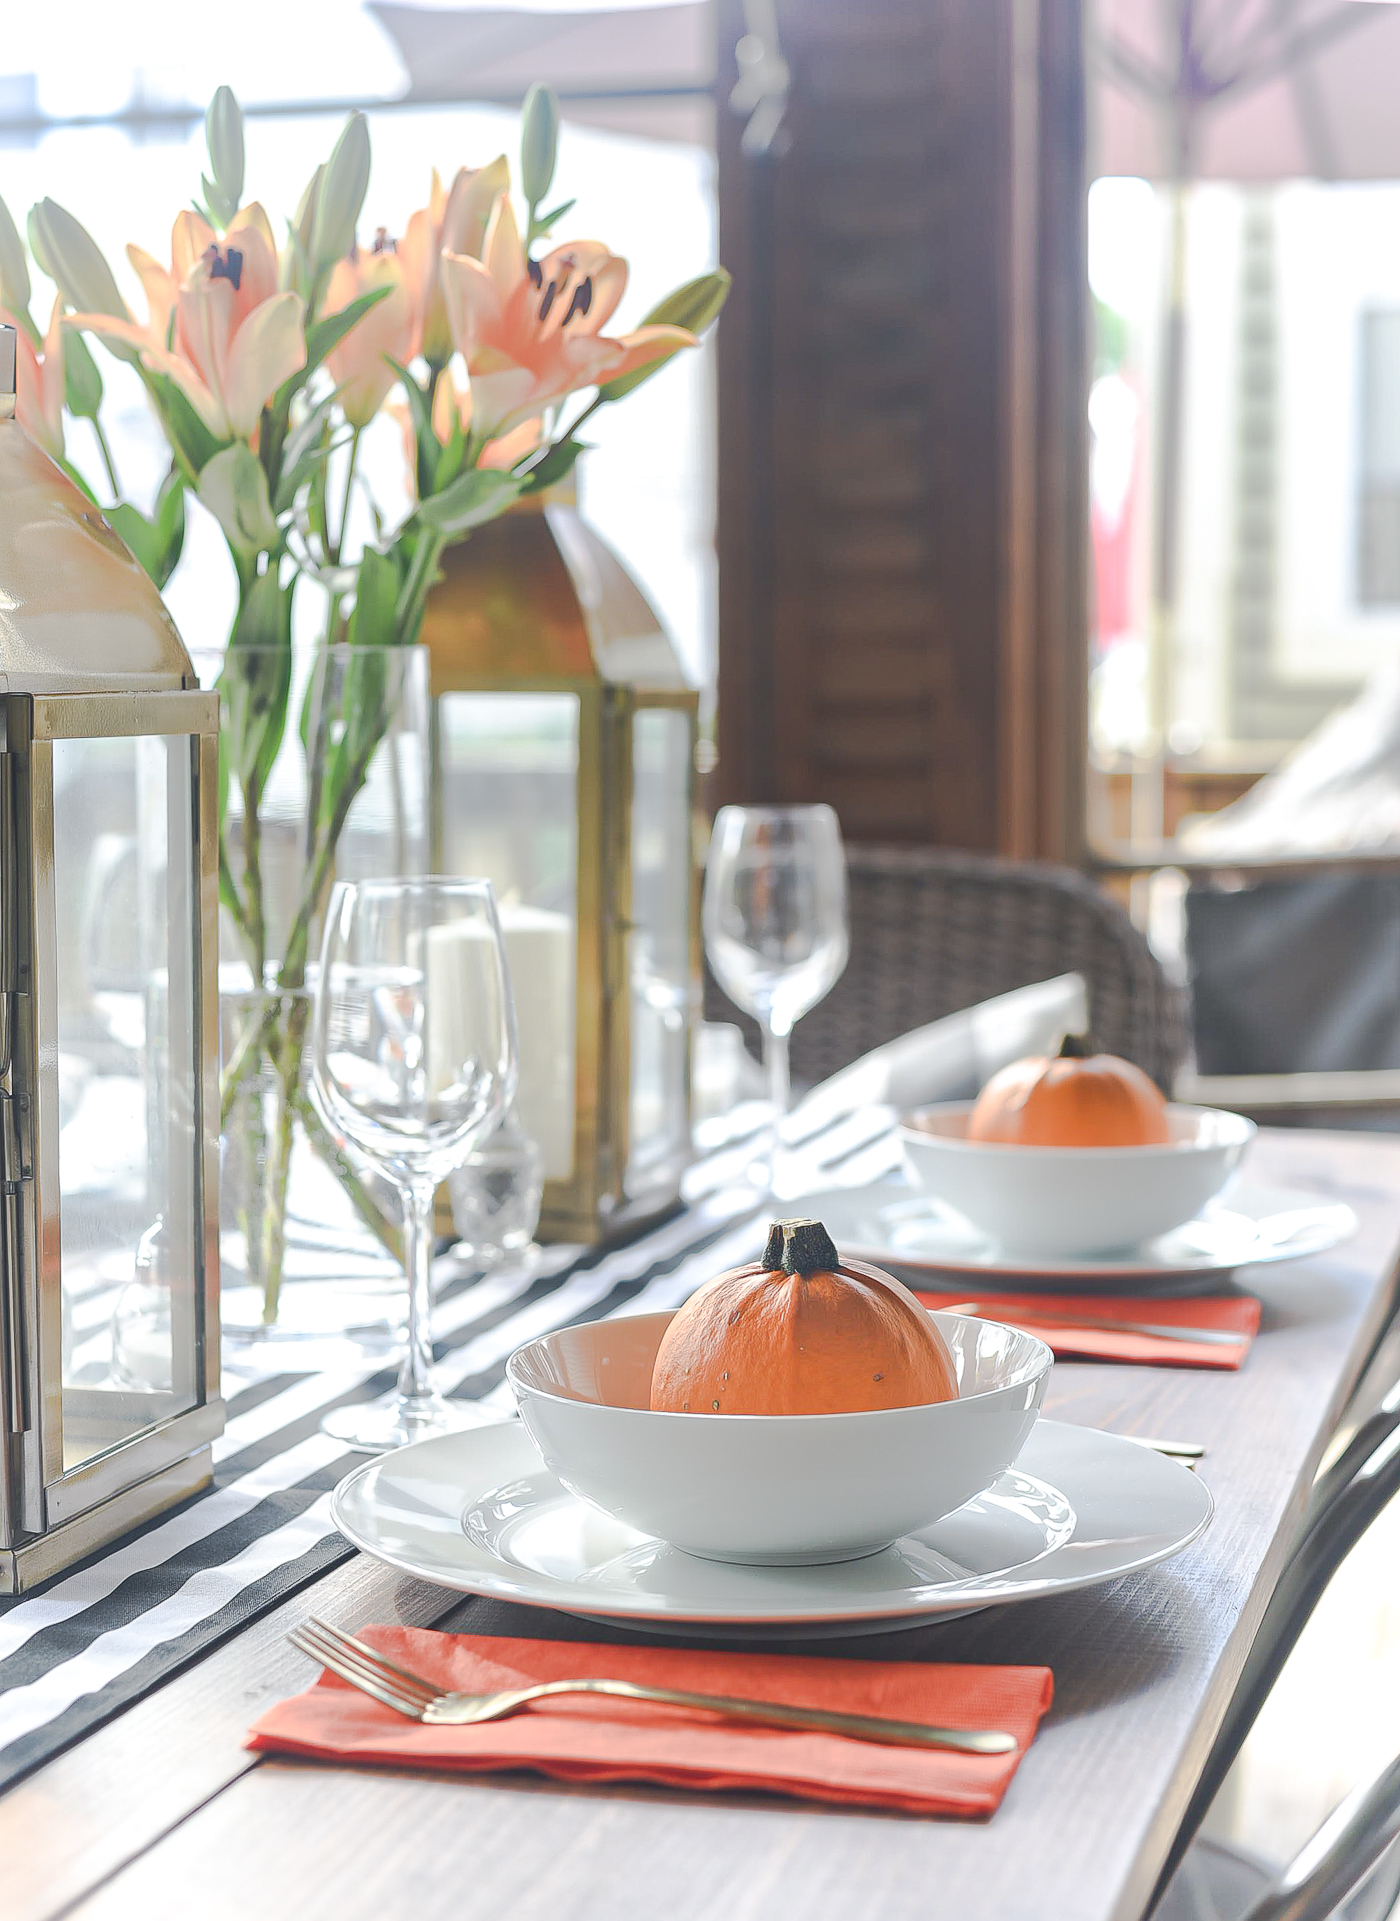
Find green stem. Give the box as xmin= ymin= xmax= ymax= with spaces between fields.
xmin=278 ymin=728 xmax=381 ymax=989
xmin=293 ymin=1087 xmax=403 ymax=1266
xmin=259 ymin=1008 xmax=307 ymax=1325
xmin=331 ymin=426 xmax=361 ymax=568
xmin=395 ymin=526 xmax=446 ymax=650
xmin=91 ymin=416 xmax=121 ymax=501
xmin=241 ymin=772 xmax=268 ymax=985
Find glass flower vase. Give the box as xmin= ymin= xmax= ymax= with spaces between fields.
xmin=196 ymin=642 xmax=428 ymax=1342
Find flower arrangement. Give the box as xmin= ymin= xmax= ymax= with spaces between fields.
xmin=0 ymin=86 xmax=727 ymax=1319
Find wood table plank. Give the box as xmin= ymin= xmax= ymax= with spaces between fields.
xmin=11 ymin=1130 xmax=1400 ymax=1921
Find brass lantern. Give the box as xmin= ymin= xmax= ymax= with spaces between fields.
xmin=0 ymin=327 xmax=222 ymax=1592
xmin=423 ymin=502 xmax=699 ymax=1243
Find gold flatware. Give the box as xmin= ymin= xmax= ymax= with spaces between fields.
xmin=943 ymin=1301 xmax=1247 ymax=1348
xmin=1118 ymin=1436 xmax=1207 ymax=1462
xmin=289 ymin=1616 xmax=1018 ymax=1756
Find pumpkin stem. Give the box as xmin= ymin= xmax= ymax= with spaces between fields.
xmin=765 ymin=1218 xmax=840 ymax=1276
xmin=1057 ymin=1031 xmax=1097 ymax=1060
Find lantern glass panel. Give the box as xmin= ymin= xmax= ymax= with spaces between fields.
xmin=436 ymin=692 xmax=578 ymax=1182
xmin=52 ymin=733 xmax=200 ymax=1467
xmin=627 ymin=706 xmax=692 ymax=1197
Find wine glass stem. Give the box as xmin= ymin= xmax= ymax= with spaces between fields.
xmin=764 ymin=1024 xmax=791 ymax=1119
xmin=397 ymin=1179 xmax=437 ymax=1403
xmin=760 ymin=1023 xmax=791 ymax=1188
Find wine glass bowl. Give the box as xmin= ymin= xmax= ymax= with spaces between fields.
xmin=313 ymin=877 xmax=517 ymax=1451
xmin=702 ymin=805 xmax=848 ymax=1181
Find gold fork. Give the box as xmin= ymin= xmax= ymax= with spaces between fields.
xmin=942 ymin=1300 xmax=1247 ymax=1348
xmin=288 ymin=1616 xmax=1018 ymax=1756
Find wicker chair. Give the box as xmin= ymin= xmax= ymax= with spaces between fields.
xmin=704 ymin=844 xmax=1191 ymax=1093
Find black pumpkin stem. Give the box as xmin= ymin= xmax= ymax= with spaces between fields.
xmin=764 ymin=1218 xmax=840 ymax=1276
xmin=1057 ymin=1031 xmax=1097 ymax=1060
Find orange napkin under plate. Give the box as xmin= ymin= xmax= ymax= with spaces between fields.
xmin=918 ymin=1288 xmax=1261 ymax=1368
xmin=248 ymin=1627 xmax=1053 ymax=1818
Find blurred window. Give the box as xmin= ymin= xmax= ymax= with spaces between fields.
xmin=1358 ymin=309 xmax=1400 ymax=608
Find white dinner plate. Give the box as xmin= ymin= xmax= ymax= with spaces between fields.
xmin=796 ymin=1175 xmax=1357 ymax=1289
xmin=330 ymin=1418 xmax=1213 ymax=1640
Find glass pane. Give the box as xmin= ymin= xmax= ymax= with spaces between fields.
xmin=53 ymin=734 xmax=200 ymax=1471
xmin=436 ymin=693 xmax=578 ymax=1182
xmin=627 ymin=707 xmax=693 ymax=1199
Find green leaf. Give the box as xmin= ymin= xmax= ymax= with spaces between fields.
xmin=108 ymin=471 xmax=185 ymax=590
xmin=431 ymin=410 xmax=466 ymax=494
xmin=520 ymin=84 xmax=560 ymax=212
xmin=346 ymin=544 xmax=401 ymax=650
xmin=62 ymin=327 xmax=104 ymax=420
xmin=532 ymin=197 xmax=575 ymax=237
xmin=387 ymin=358 xmax=441 ymax=502
xmin=415 ymin=466 xmax=522 ymax=537
xmin=198 ymin=442 xmax=281 ymax=563
xmin=274 ymin=393 xmax=341 ymax=514
xmin=220 ymin=569 xmax=294 ymax=797
xmin=144 ymin=369 xmax=223 ymax=477
xmin=516 ymin=433 xmax=588 ymax=494
xmin=274 ymin=284 xmax=393 ymax=415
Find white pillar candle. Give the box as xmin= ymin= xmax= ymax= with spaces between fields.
xmin=425 ymin=907 xmax=575 ymax=1181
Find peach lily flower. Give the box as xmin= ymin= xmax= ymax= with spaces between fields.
xmin=70 ymin=203 xmax=305 ymax=442
xmin=4 ymin=298 xmax=65 ymax=461
xmin=323 ymin=231 xmax=415 ymax=428
xmin=399 ymin=158 xmax=509 ymax=364
xmin=439 ymin=196 xmax=696 ymax=440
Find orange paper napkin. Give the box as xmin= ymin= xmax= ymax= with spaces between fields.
xmin=918 ymin=1288 xmax=1261 ymax=1368
xmin=248 ymin=1626 xmax=1053 ymax=1818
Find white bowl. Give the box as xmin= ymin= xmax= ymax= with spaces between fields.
xmin=506 ymin=1309 xmax=1051 ymax=1566
xmin=900 ymin=1101 xmax=1256 ymax=1257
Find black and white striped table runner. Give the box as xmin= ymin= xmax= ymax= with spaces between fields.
xmin=0 ymin=1102 xmax=903 ymax=1791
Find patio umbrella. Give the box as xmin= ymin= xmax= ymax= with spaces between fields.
xmin=1089 ymin=0 xmax=1400 ymax=828
xmin=368 ymin=0 xmax=713 ymax=140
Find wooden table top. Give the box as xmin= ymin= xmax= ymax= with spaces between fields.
xmin=7 ymin=1127 xmax=1400 ymax=1921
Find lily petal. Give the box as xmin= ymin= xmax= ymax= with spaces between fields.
xmin=480 ymin=194 xmax=525 ymax=301
xmin=439 ymin=250 xmax=506 ymax=357
xmin=170 ymin=210 xmax=215 ymax=285
xmin=219 ymin=289 xmax=307 ymax=438
xmin=442 ymin=156 xmax=511 ymax=262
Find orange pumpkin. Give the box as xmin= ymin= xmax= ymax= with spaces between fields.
xmin=966 ymin=1033 xmax=1171 ymax=1147
xmin=650 ymin=1218 xmax=958 ymax=1416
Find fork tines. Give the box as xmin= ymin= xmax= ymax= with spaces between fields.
xmin=289 ymin=1616 xmax=439 ymax=1721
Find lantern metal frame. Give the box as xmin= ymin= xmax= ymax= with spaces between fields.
xmin=423 ymin=503 xmax=701 ymax=1244
xmin=0 ymin=358 xmax=223 ymax=1593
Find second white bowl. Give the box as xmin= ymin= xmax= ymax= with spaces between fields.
xmin=900 ymin=1101 xmax=1255 ymax=1256
xmin=507 ymin=1309 xmax=1051 ymax=1565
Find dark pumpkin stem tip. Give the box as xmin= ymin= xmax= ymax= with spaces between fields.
xmin=766 ymin=1217 xmax=839 ymax=1276
xmin=1058 ymin=1031 xmax=1097 ymax=1060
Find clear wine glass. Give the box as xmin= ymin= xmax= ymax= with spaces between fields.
xmin=702 ymin=805 xmax=849 ymax=1186
xmin=312 ymin=877 xmax=517 ymax=1451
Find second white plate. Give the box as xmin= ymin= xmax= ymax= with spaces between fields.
xmin=331 ymin=1418 xmax=1213 ymax=1640
xmin=794 ymin=1176 xmax=1356 ymax=1288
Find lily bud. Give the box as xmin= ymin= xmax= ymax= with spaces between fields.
xmin=520 ymin=83 xmax=559 ymax=211
xmin=294 ymin=163 xmax=323 ymax=256
xmin=30 ymin=199 xmax=130 ymax=321
xmin=310 ymin=112 xmax=371 ymax=273
xmin=0 ymin=193 xmax=31 ymax=317
xmin=204 ymin=86 xmax=246 ymax=228
xmin=640 ymin=268 xmax=731 ymax=337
